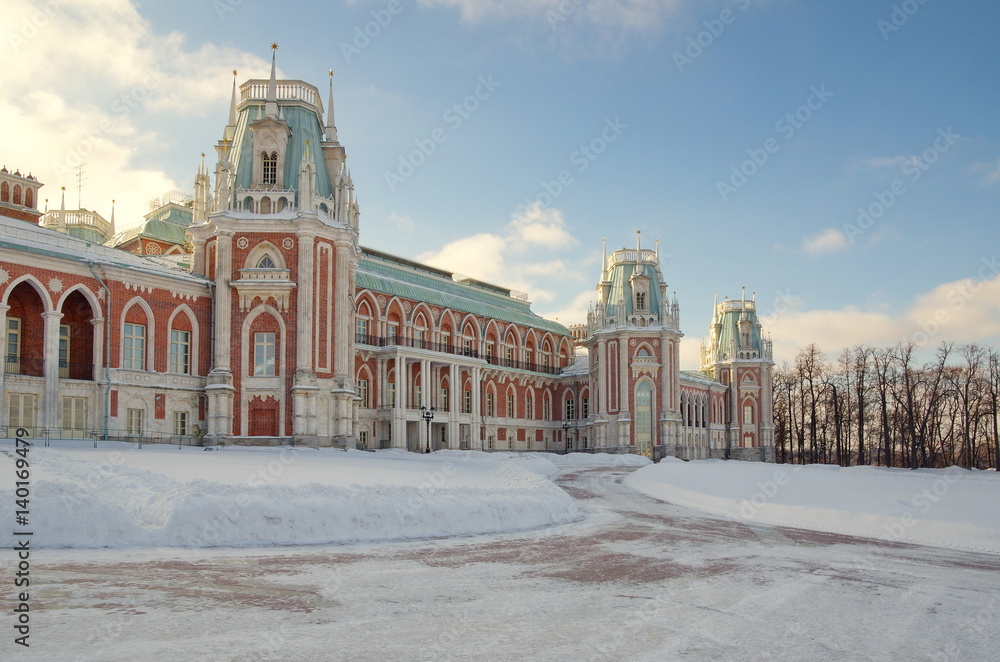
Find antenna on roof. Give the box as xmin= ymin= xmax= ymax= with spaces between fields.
xmin=75 ymin=164 xmax=86 ymax=209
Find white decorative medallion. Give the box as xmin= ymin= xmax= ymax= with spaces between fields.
xmin=48 ymin=278 xmax=64 ymax=293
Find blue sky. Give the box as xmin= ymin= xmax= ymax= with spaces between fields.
xmin=4 ymin=0 xmax=999 ymax=366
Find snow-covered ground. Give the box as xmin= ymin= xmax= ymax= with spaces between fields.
xmin=626 ymin=458 xmax=1000 ymax=555
xmin=0 ymin=440 xmax=593 ymax=548
xmin=3 ymin=442 xmax=999 ymax=660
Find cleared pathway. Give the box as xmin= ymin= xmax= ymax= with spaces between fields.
xmin=10 ymin=467 xmax=1000 ymax=661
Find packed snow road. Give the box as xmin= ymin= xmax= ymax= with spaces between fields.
xmin=9 ymin=467 xmax=1000 ymax=661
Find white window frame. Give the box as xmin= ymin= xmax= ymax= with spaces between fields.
xmin=123 ymin=323 xmax=146 ymax=371
xmin=254 ymin=332 xmax=276 ymax=376
xmin=170 ymin=329 xmax=191 ymax=374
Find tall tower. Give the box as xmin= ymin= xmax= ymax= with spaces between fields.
xmin=187 ymin=47 xmax=360 ymax=446
xmin=701 ymin=291 xmax=775 ymax=461
xmin=583 ymin=234 xmax=683 ymax=457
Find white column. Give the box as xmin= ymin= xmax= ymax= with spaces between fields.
xmin=42 ymin=310 xmax=64 ymax=433
xmin=420 ymin=358 xmax=431 ymax=451
xmin=448 ymin=363 xmax=459 ymax=448
xmin=213 ymin=231 xmax=234 ymax=373
xmin=471 ymin=366 xmax=482 ymax=449
xmin=296 ymin=232 xmax=316 ymax=373
xmin=0 ymin=305 xmax=8 ymax=425
xmin=393 ymin=357 xmax=407 ymax=449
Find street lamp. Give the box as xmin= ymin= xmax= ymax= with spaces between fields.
xmin=420 ymin=406 xmax=436 ymax=454
xmin=562 ymin=420 xmax=571 ymax=452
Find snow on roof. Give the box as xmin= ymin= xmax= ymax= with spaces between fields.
xmin=0 ymin=216 xmax=208 ymax=285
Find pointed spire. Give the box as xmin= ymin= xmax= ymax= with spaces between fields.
xmin=109 ymin=199 xmax=116 ymax=238
xmin=601 ymin=238 xmax=608 ymax=280
xmin=60 ymin=186 xmax=65 ymax=211
xmin=636 ymin=230 xmax=641 ymax=253
xmin=265 ymin=43 xmax=279 ymax=118
xmin=326 ymin=69 xmax=339 ymax=143
xmin=228 ymin=69 xmax=238 ymax=126
xmin=655 ymin=238 xmax=660 ymax=264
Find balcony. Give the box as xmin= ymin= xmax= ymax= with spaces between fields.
xmin=3 ymin=355 xmax=43 ymax=377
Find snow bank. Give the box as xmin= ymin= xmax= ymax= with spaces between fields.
xmin=0 ymin=442 xmax=580 ymax=549
xmin=625 ymin=460 xmax=1000 ymax=554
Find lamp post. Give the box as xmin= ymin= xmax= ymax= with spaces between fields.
xmin=420 ymin=406 xmax=435 ymax=454
xmin=562 ymin=420 xmax=571 ymax=452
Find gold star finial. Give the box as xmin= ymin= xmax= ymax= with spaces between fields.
xmin=328 ymin=69 xmax=334 ymax=78
xmin=271 ymin=42 xmax=279 ymax=51
xmin=232 ymin=69 xmax=237 ymax=77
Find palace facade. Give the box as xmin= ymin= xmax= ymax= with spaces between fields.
xmin=0 ymin=55 xmax=774 ymax=461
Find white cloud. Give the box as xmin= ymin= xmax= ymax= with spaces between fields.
xmin=802 ymin=227 xmax=849 ymax=255
xmin=419 ymin=203 xmax=584 ymax=311
xmin=415 ymin=0 xmax=686 ymax=54
xmin=2 ymin=0 xmax=267 ymax=231
xmin=388 ymin=212 xmax=415 ymax=231
xmin=760 ymin=267 xmax=1000 ymax=364
xmin=968 ymin=159 xmax=1000 ymax=187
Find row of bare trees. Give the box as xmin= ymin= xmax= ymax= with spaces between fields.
xmin=773 ymin=343 xmax=1000 ymax=470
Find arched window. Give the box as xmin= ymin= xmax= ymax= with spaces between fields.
xmin=257 ymin=255 xmax=276 ymax=269
xmin=0 ymin=182 xmax=8 ymax=202
xmin=262 ymin=151 xmax=277 ymax=185
xmin=13 ymin=185 xmax=22 ymax=206
xmin=635 ymin=381 xmax=653 ymax=453
xmin=24 ymin=188 xmax=33 ymax=209
xmin=636 ymin=292 xmax=646 ymax=311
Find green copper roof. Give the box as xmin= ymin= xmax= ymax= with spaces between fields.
xmin=357 ymin=249 xmax=571 ymax=336
xmin=229 ymin=103 xmax=334 ymax=200
xmin=714 ymin=301 xmax=764 ymax=354
xmin=603 ymin=260 xmax=662 ymax=318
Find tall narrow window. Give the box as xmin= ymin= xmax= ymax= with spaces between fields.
xmin=486 ymin=392 xmax=495 ymax=417
xmin=636 ymin=292 xmax=646 ymax=311
xmin=356 ymin=318 xmax=368 ymax=344
xmin=262 ymin=151 xmax=277 ymax=185
xmin=254 ymin=332 xmax=276 ymax=376
xmin=59 ymin=324 xmax=71 ymax=378
xmin=439 ymin=388 xmax=449 ymax=411
xmin=123 ymin=323 xmax=146 ymax=370
xmin=582 ymin=397 xmax=589 ymax=419
xmin=636 ymin=382 xmax=653 ymax=453
xmin=413 ymin=385 xmax=421 ymax=409
xmin=463 ymin=389 xmax=472 ymax=414
xmin=525 ymin=395 xmax=534 ymax=420
xmin=61 ymin=396 xmax=87 ymax=433
xmin=744 ymin=404 xmax=754 ymax=425
xmin=10 ymin=393 xmax=37 ymax=433
xmin=358 ymin=379 xmax=369 ymax=408
xmin=565 ymin=398 xmax=575 ymax=420
xmin=173 ymin=411 xmax=189 ymax=436
xmin=506 ymin=393 xmax=514 ymax=418
xmin=543 ymin=397 xmax=551 ymax=420
xmin=387 ymin=382 xmax=396 ymax=407
xmin=6 ymin=318 xmax=22 ymax=375
xmin=127 ymin=408 xmax=143 ymax=435
xmin=387 ymin=323 xmax=398 ymax=344
xmin=170 ymin=329 xmax=191 ymax=374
